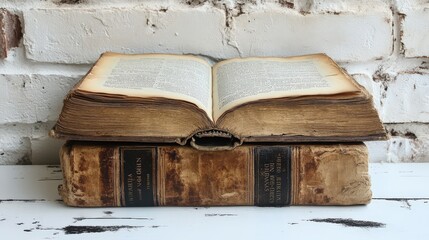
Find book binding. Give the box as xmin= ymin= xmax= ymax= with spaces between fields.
xmin=59 ymin=143 xmax=372 ymax=207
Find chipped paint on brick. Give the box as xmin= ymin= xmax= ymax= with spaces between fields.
xmin=0 ymin=8 xmax=22 ymax=59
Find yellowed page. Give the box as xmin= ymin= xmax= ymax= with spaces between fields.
xmin=212 ymin=54 xmax=359 ymax=121
xmin=79 ymin=53 xmax=213 ymax=119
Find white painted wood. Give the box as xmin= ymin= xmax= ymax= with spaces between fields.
xmin=370 ymin=163 xmax=429 ymax=198
xmin=0 ymin=164 xmax=428 ymax=240
xmin=0 ymin=165 xmax=62 ymax=201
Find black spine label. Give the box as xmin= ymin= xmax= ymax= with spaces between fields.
xmin=254 ymin=146 xmax=291 ymax=206
xmin=121 ymin=147 xmax=156 ymax=207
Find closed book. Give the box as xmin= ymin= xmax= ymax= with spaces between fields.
xmin=59 ymin=142 xmax=371 ymax=207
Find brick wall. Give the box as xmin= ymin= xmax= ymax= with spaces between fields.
xmin=0 ymin=0 xmax=428 ymax=164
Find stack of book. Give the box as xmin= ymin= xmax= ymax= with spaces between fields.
xmin=51 ymin=53 xmax=386 ymax=207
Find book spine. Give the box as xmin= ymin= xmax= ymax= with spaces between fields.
xmin=59 ymin=143 xmax=371 ymax=207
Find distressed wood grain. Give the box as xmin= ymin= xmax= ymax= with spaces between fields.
xmin=0 ymin=164 xmax=427 ymax=239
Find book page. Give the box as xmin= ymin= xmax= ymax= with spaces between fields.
xmin=79 ymin=53 xmax=213 ymax=118
xmin=212 ymin=54 xmax=359 ymax=120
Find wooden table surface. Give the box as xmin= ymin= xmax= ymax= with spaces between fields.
xmin=0 ymin=163 xmax=428 ymax=240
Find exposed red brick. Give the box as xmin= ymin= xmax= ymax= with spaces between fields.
xmin=0 ymin=8 xmax=22 ymax=59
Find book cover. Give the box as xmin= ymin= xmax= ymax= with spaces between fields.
xmin=59 ymin=142 xmax=371 ymax=207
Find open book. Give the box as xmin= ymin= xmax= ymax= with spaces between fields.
xmin=51 ymin=53 xmax=386 ymax=149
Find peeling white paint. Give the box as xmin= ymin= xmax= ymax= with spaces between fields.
xmin=381 ymin=73 xmax=429 ymax=123
xmin=401 ymin=9 xmax=429 ymax=57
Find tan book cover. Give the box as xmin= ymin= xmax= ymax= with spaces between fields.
xmin=51 ymin=53 xmax=385 ymax=149
xmin=59 ymin=142 xmax=371 ymax=207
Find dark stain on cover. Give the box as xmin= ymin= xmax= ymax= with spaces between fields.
xmin=167 ymin=149 xmax=182 ymax=163
xmin=165 ymin=168 xmax=185 ymax=204
xmin=99 ymin=147 xmax=115 ymax=205
xmin=187 ymin=185 xmax=202 ymax=205
xmin=308 ymin=218 xmax=386 ymax=228
xmin=71 ymin=182 xmax=80 ymax=192
xmin=75 ymin=198 xmax=86 ymax=206
xmin=315 ymin=188 xmax=324 ymax=194
xmin=78 ymin=175 xmax=88 ymax=185
xmin=304 ymin=159 xmax=319 ymax=173
xmin=78 ymin=156 xmax=90 ymax=171
xmin=323 ymin=196 xmax=331 ymax=203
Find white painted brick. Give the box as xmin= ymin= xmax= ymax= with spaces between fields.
xmin=0 ymin=0 xmax=178 ymax=10
xmin=302 ymin=0 xmax=389 ymax=13
xmin=387 ymin=136 xmax=429 ymax=162
xmin=0 ymin=136 xmax=31 ymax=165
xmin=23 ymin=7 xmax=235 ymax=64
xmin=367 ymin=123 xmax=429 ymax=163
xmin=231 ymin=9 xmax=392 ymax=61
xmin=366 ymin=137 xmax=429 ymax=163
xmin=386 ymin=122 xmax=428 ymax=140
xmin=396 ymin=0 xmax=429 ymax=12
xmin=386 ymin=138 xmax=417 ymax=162
xmin=0 ymin=74 xmax=80 ymax=123
xmin=31 ymin=137 xmax=64 ymax=165
xmin=0 ymin=122 xmax=54 ymax=141
xmin=0 ymin=122 xmax=62 ymax=164
xmin=0 ymin=8 xmax=22 ymax=59
xmin=0 ymin=47 xmax=91 ymax=75
xmin=401 ymin=9 xmax=429 ymax=57
xmin=365 ymin=140 xmax=388 ymax=163
xmin=381 ymin=73 xmax=429 ymax=123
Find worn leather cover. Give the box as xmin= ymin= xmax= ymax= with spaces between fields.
xmin=59 ymin=142 xmax=371 ymax=207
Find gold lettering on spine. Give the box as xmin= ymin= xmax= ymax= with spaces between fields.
xmin=127 ymin=173 xmax=134 ymax=203
xmin=120 ymin=147 xmax=157 ymax=206
xmin=135 ymin=158 xmax=143 ymax=201
xmin=275 ymin=176 xmax=282 ymax=202
xmin=275 ymin=153 xmax=282 ymax=202
xmin=255 ymin=147 xmax=290 ymax=206
xmin=136 ymin=158 xmax=142 ymax=187
xmin=263 ymin=163 xmax=271 ymax=192
xmin=262 ymin=160 xmax=283 ymax=205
